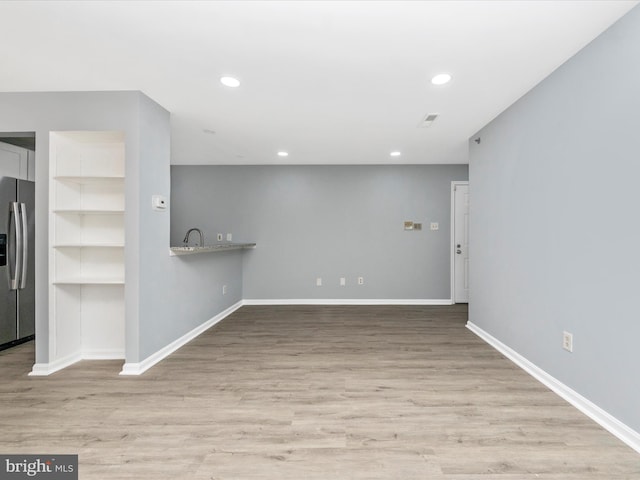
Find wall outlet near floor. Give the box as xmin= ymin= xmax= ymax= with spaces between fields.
xmin=430 ymin=222 xmax=439 ymax=231
xmin=217 ymin=233 xmax=223 ymax=242
xmin=357 ymin=276 xmax=364 ymax=285
xmin=222 ymin=285 xmax=227 ymax=295
xmin=226 ymin=233 xmax=232 ymax=242
xmin=562 ymin=331 xmax=573 ymax=352
xmin=340 ymin=277 xmax=346 ymax=286
xmin=316 ymin=277 xmax=322 ymax=287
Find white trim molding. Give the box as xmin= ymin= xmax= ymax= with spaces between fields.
xmin=29 ymin=352 xmax=82 ymax=376
xmin=119 ymin=300 xmax=243 ymax=376
xmin=242 ymin=299 xmax=454 ymax=306
xmin=467 ymin=321 xmax=640 ymax=455
xmin=29 ymin=350 xmax=123 ymax=376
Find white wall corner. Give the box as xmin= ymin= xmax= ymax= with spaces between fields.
xmin=466 ymin=321 xmax=640 ymax=455
xmin=119 ymin=300 xmax=243 ymax=376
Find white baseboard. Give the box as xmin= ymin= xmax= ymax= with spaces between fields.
xmin=29 ymin=352 xmax=82 ymax=376
xmin=242 ymin=298 xmax=454 ymax=306
xmin=466 ymin=321 xmax=640 ymax=455
xmin=82 ymin=349 xmax=125 ymax=360
xmin=29 ymin=349 xmax=124 ymax=376
xmin=119 ymin=300 xmax=243 ymax=376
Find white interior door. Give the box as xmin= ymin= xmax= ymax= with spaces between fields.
xmin=453 ymin=183 xmax=469 ymax=303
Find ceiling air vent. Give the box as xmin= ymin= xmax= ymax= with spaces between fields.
xmin=418 ymin=113 xmax=439 ymax=128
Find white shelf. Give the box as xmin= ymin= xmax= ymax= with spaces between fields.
xmin=54 ymin=243 xmax=124 ymax=248
xmin=54 ymin=176 xmax=124 ymax=184
xmin=49 ymin=130 xmax=127 ymax=363
xmin=53 ymin=209 xmax=124 ymax=215
xmin=53 ymin=277 xmax=125 ymax=285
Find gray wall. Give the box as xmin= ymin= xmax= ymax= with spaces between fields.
xmin=171 ymin=165 xmax=468 ymax=300
xmin=0 ymin=91 xmax=242 ymax=365
xmin=469 ymin=5 xmax=640 ymax=432
xmin=135 ymin=94 xmax=244 ymax=360
xmin=0 ymin=91 xmax=139 ymax=364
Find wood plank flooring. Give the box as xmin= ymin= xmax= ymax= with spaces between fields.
xmin=1 ymin=305 xmax=639 ymax=479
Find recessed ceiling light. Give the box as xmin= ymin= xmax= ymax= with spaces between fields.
xmin=277 ymin=151 xmax=289 ymax=157
xmin=390 ymin=151 xmax=401 ymax=157
xmin=431 ymin=73 xmax=452 ymax=85
xmin=220 ymin=76 xmax=240 ymax=88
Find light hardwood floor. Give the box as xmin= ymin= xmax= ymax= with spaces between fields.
xmin=1 ymin=305 xmax=639 ymax=479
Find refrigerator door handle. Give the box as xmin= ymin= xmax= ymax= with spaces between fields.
xmin=19 ymin=202 xmax=28 ymax=289
xmin=7 ymin=202 xmax=22 ymax=290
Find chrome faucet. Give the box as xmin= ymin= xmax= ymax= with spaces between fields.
xmin=183 ymin=228 xmax=204 ymax=247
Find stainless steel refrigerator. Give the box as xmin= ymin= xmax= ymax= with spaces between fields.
xmin=0 ymin=175 xmax=35 ymax=350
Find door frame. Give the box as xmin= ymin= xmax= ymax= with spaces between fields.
xmin=450 ymin=181 xmax=469 ymax=303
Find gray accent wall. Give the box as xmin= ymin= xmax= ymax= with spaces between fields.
xmin=469 ymin=6 xmax=640 ymax=432
xmin=171 ymin=165 xmax=468 ymax=300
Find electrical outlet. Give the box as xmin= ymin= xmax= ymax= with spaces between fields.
xmin=316 ymin=277 xmax=322 ymax=287
xmin=340 ymin=277 xmax=346 ymax=286
xmin=217 ymin=233 xmax=223 ymax=242
xmin=357 ymin=276 xmax=364 ymax=285
xmin=562 ymin=331 xmax=573 ymax=352
xmin=222 ymin=285 xmax=227 ymax=295
xmin=430 ymin=222 xmax=439 ymax=231
xmin=226 ymin=233 xmax=232 ymax=242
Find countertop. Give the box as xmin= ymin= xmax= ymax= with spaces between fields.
xmin=169 ymin=243 xmax=256 ymax=256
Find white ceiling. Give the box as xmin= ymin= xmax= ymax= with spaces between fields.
xmin=0 ymin=1 xmax=637 ymax=165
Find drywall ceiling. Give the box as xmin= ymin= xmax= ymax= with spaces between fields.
xmin=0 ymin=1 xmax=637 ymax=165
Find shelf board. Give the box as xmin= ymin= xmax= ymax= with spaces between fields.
xmin=53 ymin=243 xmax=124 ymax=248
xmin=53 ymin=277 xmax=125 ymax=285
xmin=53 ymin=209 xmax=124 ymax=215
xmin=54 ymin=175 xmax=124 ymax=184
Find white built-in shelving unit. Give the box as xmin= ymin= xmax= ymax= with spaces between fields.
xmin=49 ymin=131 xmax=126 ymax=360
